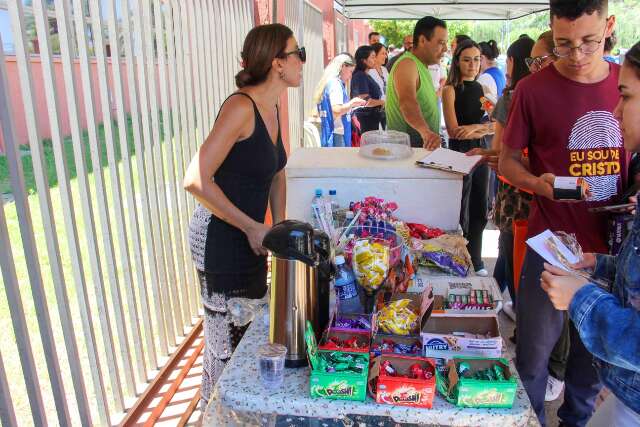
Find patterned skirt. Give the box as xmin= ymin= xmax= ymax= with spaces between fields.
xmin=197 ymin=270 xmax=266 ymax=408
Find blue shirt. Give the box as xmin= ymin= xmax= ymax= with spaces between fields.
xmin=317 ymin=78 xmax=352 ymax=147
xmin=351 ymin=70 xmax=382 ymax=100
xmin=483 ymin=66 xmax=506 ymax=97
xmin=569 ymin=196 xmax=640 ymax=414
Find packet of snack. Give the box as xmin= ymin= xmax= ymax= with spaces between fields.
xmin=352 ymin=239 xmax=390 ymax=293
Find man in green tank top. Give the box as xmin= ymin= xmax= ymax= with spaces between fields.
xmin=386 ymin=17 xmax=448 ymax=149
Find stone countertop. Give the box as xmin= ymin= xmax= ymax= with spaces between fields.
xmin=203 ymin=308 xmax=539 ymax=426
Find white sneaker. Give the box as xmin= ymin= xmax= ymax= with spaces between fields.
xmin=475 ymin=268 xmax=489 ymax=277
xmin=502 ymin=301 xmax=516 ymax=322
xmin=545 ymin=375 xmax=564 ymax=402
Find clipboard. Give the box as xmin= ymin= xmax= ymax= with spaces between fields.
xmin=415 ymin=147 xmax=482 ymax=175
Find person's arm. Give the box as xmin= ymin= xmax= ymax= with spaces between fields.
xmin=332 ymin=98 xmax=366 ymax=116
xmin=394 ymin=58 xmax=440 ymax=149
xmin=541 ymin=263 xmax=640 ymax=372
xmin=569 ymin=283 xmax=640 ymax=372
xmin=328 ymin=81 xmax=365 ymax=116
xmin=442 ymin=85 xmax=485 ymax=140
xmin=183 ymin=95 xmax=269 ymax=255
xmin=498 ymin=87 xmax=554 ymax=199
xmin=269 ymin=169 xmax=286 ymax=224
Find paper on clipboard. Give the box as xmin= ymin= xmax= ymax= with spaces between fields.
xmin=416 ymin=147 xmax=482 ymax=175
xmin=526 ymin=230 xmax=580 ymax=271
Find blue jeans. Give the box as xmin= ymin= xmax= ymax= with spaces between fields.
xmin=516 ymin=249 xmax=601 ymax=426
xmin=332 ymin=133 xmax=345 ymax=147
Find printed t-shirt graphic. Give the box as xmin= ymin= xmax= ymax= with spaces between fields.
xmin=503 ymin=63 xmax=627 ymax=253
xmin=567 ymin=110 xmax=623 ymax=201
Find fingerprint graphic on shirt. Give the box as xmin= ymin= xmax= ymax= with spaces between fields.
xmin=567 ymin=111 xmax=622 ymax=201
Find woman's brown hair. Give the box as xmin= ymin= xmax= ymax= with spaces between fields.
xmin=625 ymin=41 xmax=640 ymax=79
xmin=235 ymin=24 xmax=294 ymax=88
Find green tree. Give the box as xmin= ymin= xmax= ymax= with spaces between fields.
xmin=368 ymin=20 xmax=416 ymax=46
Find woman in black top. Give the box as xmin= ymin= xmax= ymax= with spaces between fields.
xmin=351 ymin=45 xmax=385 ymax=133
xmin=442 ymin=39 xmax=494 ymax=276
xmin=184 ymin=24 xmax=304 ymax=406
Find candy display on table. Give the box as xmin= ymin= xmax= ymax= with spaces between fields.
xmin=370 ymin=334 xmax=422 ymax=357
xmin=411 ymin=234 xmax=473 ymax=277
xmin=332 ymin=314 xmax=372 ymax=331
xmin=349 ymin=197 xmax=399 ymax=224
xmin=374 ymin=288 xmax=433 ymax=336
xmin=319 ymin=329 xmax=371 ymax=353
xmin=305 ymin=321 xmax=370 ymax=401
xmin=436 ymin=357 xmax=517 ymax=408
xmin=368 ymin=355 xmax=437 ymax=408
xmin=376 ymin=299 xmax=419 ymax=335
xmin=352 ymin=239 xmax=390 ymax=293
xmin=445 ymin=290 xmax=494 ymax=311
xmin=421 ymin=315 xmax=502 ymax=358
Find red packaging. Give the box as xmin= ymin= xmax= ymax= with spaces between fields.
xmin=318 ymin=329 xmax=371 ymax=353
xmin=369 ymin=355 xmax=437 ymax=408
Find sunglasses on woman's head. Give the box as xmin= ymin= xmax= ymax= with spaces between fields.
xmin=279 ymin=47 xmax=306 ymax=63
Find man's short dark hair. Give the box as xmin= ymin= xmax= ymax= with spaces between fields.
xmin=550 ymin=0 xmax=608 ymax=20
xmin=413 ymin=16 xmax=447 ymax=47
xmin=368 ymin=31 xmax=380 ymax=41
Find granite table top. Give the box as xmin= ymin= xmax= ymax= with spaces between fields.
xmin=203 ymin=308 xmax=539 ymax=427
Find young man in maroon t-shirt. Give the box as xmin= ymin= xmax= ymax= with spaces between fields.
xmin=499 ymin=1 xmax=626 ymax=426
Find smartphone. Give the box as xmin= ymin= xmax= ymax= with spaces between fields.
xmin=588 ymin=203 xmax=636 ymax=213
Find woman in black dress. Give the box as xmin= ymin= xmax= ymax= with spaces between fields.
xmin=184 ymin=24 xmax=304 ymax=406
xmin=442 ymin=39 xmax=494 ymax=276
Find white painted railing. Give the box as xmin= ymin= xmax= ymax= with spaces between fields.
xmin=0 ymin=0 xmax=254 ymax=425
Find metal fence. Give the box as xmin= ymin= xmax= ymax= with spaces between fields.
xmin=0 ymin=0 xmax=253 ymax=425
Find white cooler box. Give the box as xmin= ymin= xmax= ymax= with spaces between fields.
xmin=285 ymin=148 xmax=463 ymax=230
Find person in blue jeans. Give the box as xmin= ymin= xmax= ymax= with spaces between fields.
xmin=541 ymin=42 xmax=640 ymax=427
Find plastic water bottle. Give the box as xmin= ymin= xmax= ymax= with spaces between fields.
xmin=328 ymin=189 xmax=339 ymax=212
xmin=311 ymin=189 xmax=323 ymax=228
xmin=343 ymin=210 xmax=355 ymax=228
xmin=328 ymin=189 xmax=339 ymax=227
xmin=334 ymin=255 xmax=363 ymax=314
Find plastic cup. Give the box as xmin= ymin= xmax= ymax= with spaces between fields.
xmin=257 ymin=343 xmax=287 ymax=390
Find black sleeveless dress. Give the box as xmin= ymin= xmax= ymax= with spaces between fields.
xmin=201 ymin=92 xmax=287 ymax=295
xmin=188 ymin=92 xmax=287 ymax=406
xmin=448 ymin=80 xmax=485 ymax=153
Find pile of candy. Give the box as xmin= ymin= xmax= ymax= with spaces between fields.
xmin=371 ymin=338 xmax=422 ymax=356
xmin=317 ymin=352 xmax=369 ymax=374
xmin=458 ymin=361 xmax=506 ymax=381
xmin=415 ymin=242 xmax=470 ymax=277
xmin=352 ymin=240 xmax=390 ymax=293
xmin=333 ymin=316 xmax=371 ymax=330
xmin=380 ymin=360 xmax=435 ymax=380
xmin=320 ymin=335 xmax=367 ymax=351
xmin=377 ymin=299 xmax=419 ymax=335
xmin=350 ymin=197 xmax=398 ymax=224
xmin=406 ymin=223 xmax=445 ymax=240
xmin=446 ymin=290 xmax=494 ymax=310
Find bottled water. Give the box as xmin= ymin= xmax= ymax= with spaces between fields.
xmin=334 ymin=255 xmax=363 ymax=314
xmin=311 ymin=188 xmax=323 ymax=229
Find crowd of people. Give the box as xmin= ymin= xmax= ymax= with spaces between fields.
xmin=309 ymin=1 xmax=639 ymax=426
xmin=183 ymin=0 xmax=640 ymax=424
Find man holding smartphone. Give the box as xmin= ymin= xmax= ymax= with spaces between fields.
xmin=499 ymin=1 xmax=628 ymax=425
xmin=386 ymin=17 xmax=448 ymax=149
